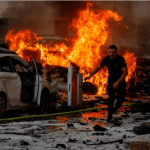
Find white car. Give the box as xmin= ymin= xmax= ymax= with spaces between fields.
xmin=0 ymin=47 xmax=54 ymax=117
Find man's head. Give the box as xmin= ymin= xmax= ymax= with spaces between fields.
xmin=108 ymin=45 xmax=117 ymax=59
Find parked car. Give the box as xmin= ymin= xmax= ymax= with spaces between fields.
xmin=0 ymin=47 xmax=55 ymax=117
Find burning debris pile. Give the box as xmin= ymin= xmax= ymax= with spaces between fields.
xmin=4 ymin=2 xmax=137 ymax=95
xmin=137 ymin=68 xmax=150 ymax=96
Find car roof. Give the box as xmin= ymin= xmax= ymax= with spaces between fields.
xmin=0 ymin=47 xmax=17 ymax=54
xmin=0 ymin=50 xmax=30 ymax=67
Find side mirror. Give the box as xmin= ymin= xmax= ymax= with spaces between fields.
xmin=38 ymin=69 xmax=43 ymax=75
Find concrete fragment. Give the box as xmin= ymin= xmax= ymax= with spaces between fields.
xmin=68 ymin=138 xmax=77 ymax=143
xmin=67 ymin=123 xmax=74 ymax=129
xmin=85 ymin=139 xmax=123 ymax=145
xmin=93 ymin=124 xmax=107 ymax=131
xmin=123 ymin=134 xmax=127 ymax=139
xmin=56 ymin=103 xmax=62 ymax=108
xmin=133 ymin=125 xmax=150 ymax=135
xmin=103 ymin=139 xmax=123 ymax=144
xmin=56 ymin=144 xmax=66 ymax=149
xmin=20 ymin=140 xmax=29 ymax=146
xmin=79 ymin=122 xmax=88 ymax=125
xmin=92 ymin=132 xmax=105 ymax=135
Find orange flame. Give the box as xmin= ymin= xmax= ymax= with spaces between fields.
xmin=123 ymin=51 xmax=137 ymax=82
xmin=5 ymin=2 xmax=136 ymax=95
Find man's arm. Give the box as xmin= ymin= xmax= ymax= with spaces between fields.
xmin=90 ymin=64 xmax=103 ymax=77
xmin=113 ymin=66 xmax=128 ymax=89
xmin=84 ymin=64 xmax=103 ymax=81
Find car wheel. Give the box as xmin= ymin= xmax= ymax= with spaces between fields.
xmin=0 ymin=95 xmax=6 ymax=117
xmin=40 ymin=92 xmax=51 ymax=113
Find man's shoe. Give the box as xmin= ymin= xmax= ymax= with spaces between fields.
xmin=106 ymin=117 xmax=112 ymax=123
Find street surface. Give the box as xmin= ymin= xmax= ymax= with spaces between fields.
xmin=0 ymin=95 xmax=150 ymax=150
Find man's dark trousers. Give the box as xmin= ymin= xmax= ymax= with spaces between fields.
xmin=107 ymin=82 xmax=126 ymax=119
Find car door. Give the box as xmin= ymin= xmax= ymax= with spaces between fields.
xmin=0 ymin=56 xmax=21 ymax=107
xmin=10 ymin=57 xmax=35 ymax=103
xmin=30 ymin=57 xmax=42 ymax=104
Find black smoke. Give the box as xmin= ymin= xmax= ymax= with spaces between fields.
xmin=1 ymin=1 xmax=87 ymax=37
xmin=96 ymin=1 xmax=150 ymax=57
xmin=1 ymin=1 xmax=150 ymax=57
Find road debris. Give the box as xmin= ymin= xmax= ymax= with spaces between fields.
xmin=79 ymin=122 xmax=88 ymax=125
xmin=20 ymin=140 xmax=29 ymax=146
xmin=92 ymin=132 xmax=105 ymax=135
xmin=67 ymin=123 xmax=75 ymax=129
xmin=68 ymin=138 xmax=77 ymax=143
xmin=133 ymin=125 xmax=150 ymax=135
xmin=0 ymin=95 xmax=150 ymax=150
xmin=93 ymin=124 xmax=107 ymax=131
xmin=56 ymin=143 xmax=66 ymax=149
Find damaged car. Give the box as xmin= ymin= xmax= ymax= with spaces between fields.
xmin=0 ymin=47 xmax=56 ymax=117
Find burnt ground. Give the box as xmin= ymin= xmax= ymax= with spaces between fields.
xmin=0 ymin=90 xmax=150 ymax=149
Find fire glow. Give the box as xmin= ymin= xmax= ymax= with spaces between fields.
xmin=5 ymin=3 xmax=136 ymax=95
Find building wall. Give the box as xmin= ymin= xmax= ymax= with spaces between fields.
xmin=0 ymin=2 xmax=8 ymax=18
xmin=0 ymin=2 xmax=8 ymax=39
xmin=0 ymin=1 xmax=57 ymax=37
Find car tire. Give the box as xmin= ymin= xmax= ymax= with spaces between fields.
xmin=40 ymin=92 xmax=51 ymax=113
xmin=0 ymin=95 xmax=7 ymax=117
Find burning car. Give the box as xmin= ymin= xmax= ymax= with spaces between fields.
xmin=4 ymin=3 xmax=137 ymax=96
xmin=0 ymin=47 xmax=57 ymax=117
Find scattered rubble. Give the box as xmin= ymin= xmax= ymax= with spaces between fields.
xmin=133 ymin=125 xmax=150 ymax=135
xmin=92 ymin=132 xmax=105 ymax=135
xmin=20 ymin=140 xmax=30 ymax=146
xmin=68 ymin=138 xmax=77 ymax=143
xmin=67 ymin=123 xmax=75 ymax=129
xmin=79 ymin=122 xmax=88 ymax=125
xmin=0 ymin=95 xmax=150 ymax=149
xmin=56 ymin=143 xmax=66 ymax=149
xmin=93 ymin=124 xmax=107 ymax=131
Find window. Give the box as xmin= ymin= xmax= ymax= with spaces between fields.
xmin=15 ymin=64 xmax=24 ymax=72
xmin=11 ymin=58 xmax=30 ymax=73
xmin=0 ymin=57 xmax=13 ymax=72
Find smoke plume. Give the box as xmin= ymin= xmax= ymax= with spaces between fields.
xmin=96 ymin=1 xmax=150 ymax=57
xmin=1 ymin=1 xmax=87 ymax=37
xmin=2 ymin=1 xmax=150 ymax=57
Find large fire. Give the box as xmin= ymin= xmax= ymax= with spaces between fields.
xmin=5 ymin=3 xmax=136 ymax=95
